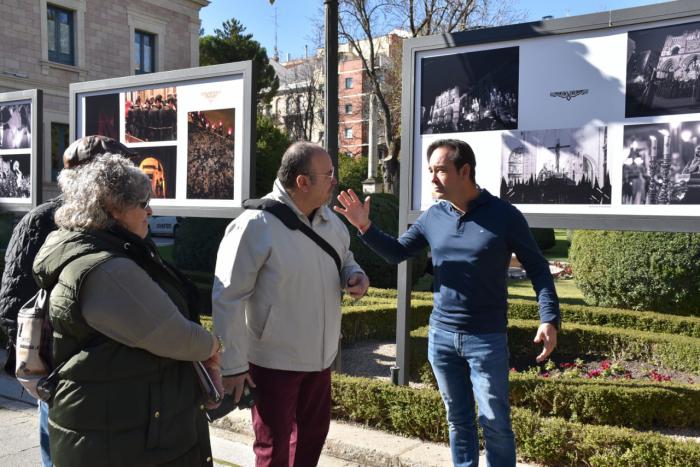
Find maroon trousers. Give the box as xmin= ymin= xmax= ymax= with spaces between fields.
xmin=249 ymin=363 xmax=332 ymax=467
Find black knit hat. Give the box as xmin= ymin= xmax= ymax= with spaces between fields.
xmin=63 ymin=135 xmax=136 ymax=168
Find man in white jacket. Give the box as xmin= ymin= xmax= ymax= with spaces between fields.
xmin=213 ymin=142 xmax=369 ymax=467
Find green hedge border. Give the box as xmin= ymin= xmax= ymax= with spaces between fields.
xmin=344 ymin=288 xmax=700 ymax=339
xmin=509 ymin=299 xmax=700 ymax=339
xmin=332 ymin=374 xmax=700 ymax=466
xmin=510 ymin=373 xmax=700 ymax=430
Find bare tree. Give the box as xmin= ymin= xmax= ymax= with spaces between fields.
xmin=274 ymin=56 xmax=324 ymax=142
xmin=339 ymin=0 xmax=526 ymax=162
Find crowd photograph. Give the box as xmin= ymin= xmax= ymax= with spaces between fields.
xmin=186 ymin=109 xmax=235 ymax=200
xmin=0 ymin=103 xmax=31 ymax=150
xmin=626 ymin=20 xmax=700 ymax=117
xmin=0 ymin=154 xmax=30 ymax=198
xmin=124 ymin=87 xmax=178 ymax=142
xmin=420 ymin=47 xmax=519 ymax=134
xmin=622 ymin=120 xmax=700 ymax=204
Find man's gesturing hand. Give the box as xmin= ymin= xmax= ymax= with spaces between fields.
xmin=333 ymin=189 xmax=371 ymax=232
xmin=533 ymin=323 xmax=558 ymax=363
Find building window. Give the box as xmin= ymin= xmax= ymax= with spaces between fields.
xmin=50 ymin=123 xmax=70 ymax=181
xmin=47 ymin=4 xmax=75 ymax=65
xmin=345 ymin=103 xmax=353 ymax=114
xmin=134 ymin=30 xmax=156 ymax=74
xmin=344 ymin=127 xmax=353 ymax=139
xmin=345 ymin=77 xmax=353 ymax=89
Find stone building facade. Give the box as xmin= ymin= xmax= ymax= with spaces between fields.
xmin=269 ymin=31 xmax=405 ymax=159
xmin=0 ymin=0 xmax=208 ymax=199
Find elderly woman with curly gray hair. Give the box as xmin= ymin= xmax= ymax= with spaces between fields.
xmin=33 ymin=153 xmax=222 ymax=467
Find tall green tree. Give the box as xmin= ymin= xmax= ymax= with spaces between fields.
xmin=200 ymin=18 xmax=279 ymax=104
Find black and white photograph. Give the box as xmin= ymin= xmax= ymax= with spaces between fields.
xmin=0 ymin=103 xmax=31 ymax=150
xmin=130 ymin=146 xmax=177 ymax=199
xmin=0 ymin=153 xmax=31 ymax=198
xmin=187 ymin=109 xmax=235 ymax=200
xmin=626 ymin=21 xmax=700 ymax=118
xmin=621 ymin=121 xmax=700 ymax=205
xmin=500 ymin=126 xmax=611 ymax=204
xmin=85 ymin=93 xmax=119 ymax=140
xmin=124 ymin=87 xmax=177 ymax=143
xmin=420 ymin=47 xmax=518 ymax=134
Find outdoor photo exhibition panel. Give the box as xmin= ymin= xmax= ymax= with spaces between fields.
xmin=70 ymin=62 xmax=255 ymax=217
xmin=389 ymin=1 xmax=700 ymax=387
xmin=0 ymin=89 xmax=42 ymax=211
xmin=404 ymin=0 xmax=700 ymax=232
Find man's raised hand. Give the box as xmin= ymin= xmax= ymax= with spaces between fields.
xmin=333 ymin=189 xmax=371 ymax=232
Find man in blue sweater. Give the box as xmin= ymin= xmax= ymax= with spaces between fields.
xmin=334 ymin=138 xmax=560 ymax=467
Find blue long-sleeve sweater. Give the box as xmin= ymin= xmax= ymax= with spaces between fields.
xmin=361 ymin=189 xmax=560 ymax=334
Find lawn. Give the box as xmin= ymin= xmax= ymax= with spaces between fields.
xmin=542 ymin=228 xmax=570 ymax=262
xmin=508 ymin=278 xmax=584 ymax=304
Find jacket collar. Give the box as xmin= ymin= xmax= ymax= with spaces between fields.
xmin=266 ymin=179 xmax=330 ymax=223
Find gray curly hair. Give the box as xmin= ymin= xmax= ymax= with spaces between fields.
xmin=55 ymin=153 xmax=151 ymax=231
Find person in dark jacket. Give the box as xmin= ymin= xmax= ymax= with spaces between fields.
xmin=0 ymin=135 xmax=135 ymax=467
xmin=34 ymin=153 xmax=222 ymax=467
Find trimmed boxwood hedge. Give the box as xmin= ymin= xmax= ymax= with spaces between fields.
xmin=342 ymin=291 xmax=700 ymax=340
xmin=509 ymin=373 xmax=700 ymax=430
xmin=508 ymin=299 xmax=700 ymax=339
xmin=341 ymin=300 xmax=433 ymax=344
xmin=570 ymin=230 xmax=700 ymax=315
xmin=332 ymin=374 xmax=700 ymax=466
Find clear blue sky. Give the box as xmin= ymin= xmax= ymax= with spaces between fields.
xmin=200 ymin=0 xmax=669 ymax=61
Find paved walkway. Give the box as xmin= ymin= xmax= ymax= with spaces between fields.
xmin=0 ymin=350 xmax=534 ymax=466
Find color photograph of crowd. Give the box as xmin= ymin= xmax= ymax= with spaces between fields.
xmin=187 ymin=109 xmax=235 ymax=200
xmin=0 ymin=154 xmax=31 ymax=198
xmin=124 ymin=87 xmax=177 ymax=143
xmin=0 ymin=103 xmax=31 ymax=150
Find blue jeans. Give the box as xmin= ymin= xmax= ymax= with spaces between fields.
xmin=39 ymin=400 xmax=51 ymax=467
xmin=428 ymin=323 xmax=515 ymax=467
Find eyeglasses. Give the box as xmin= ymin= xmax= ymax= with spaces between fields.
xmin=307 ymin=168 xmax=335 ymax=180
xmin=137 ymin=199 xmax=150 ymax=209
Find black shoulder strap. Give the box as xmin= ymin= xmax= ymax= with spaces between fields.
xmin=243 ymin=199 xmax=342 ymax=275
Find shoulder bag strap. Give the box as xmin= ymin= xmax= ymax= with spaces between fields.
xmin=243 ymin=199 xmax=342 ymax=275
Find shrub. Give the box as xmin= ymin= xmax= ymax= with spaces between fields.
xmin=173 ymin=217 xmax=230 ymax=273
xmin=508 ymin=299 xmax=700 ymax=339
xmin=570 ymin=230 xmax=700 ymax=315
xmin=509 ymin=373 xmax=700 ymax=429
xmin=341 ymin=300 xmax=433 ymax=344
xmin=254 ymin=115 xmax=289 ymax=197
xmin=340 ymin=193 xmax=428 ymax=289
xmin=530 ymin=227 xmax=555 ymax=251
xmin=331 ymin=374 xmax=700 ymax=466
xmin=337 ymin=153 xmax=367 ymax=194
